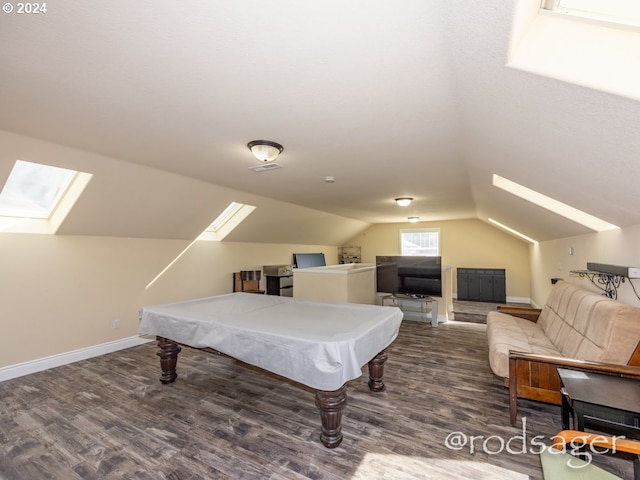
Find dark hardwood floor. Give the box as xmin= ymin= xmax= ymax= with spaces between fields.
xmin=0 ymin=314 xmax=634 ymax=479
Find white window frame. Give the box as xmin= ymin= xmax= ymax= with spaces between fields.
xmin=400 ymin=228 xmax=440 ymax=257
xmin=0 ymin=160 xmax=77 ymax=219
xmin=198 ymin=202 xmax=256 ymax=242
xmin=0 ymin=160 xmax=92 ymax=234
xmin=509 ymin=1 xmax=640 ymax=102
xmin=542 ymin=0 xmax=640 ymax=28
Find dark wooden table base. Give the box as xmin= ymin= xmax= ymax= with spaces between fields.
xmin=155 ymin=336 xmax=388 ymax=449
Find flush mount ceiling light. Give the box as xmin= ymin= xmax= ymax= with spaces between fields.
xmin=408 ymin=217 xmax=419 ymax=223
xmin=395 ymin=197 xmax=413 ymax=207
xmin=247 ymin=140 xmax=284 ymax=163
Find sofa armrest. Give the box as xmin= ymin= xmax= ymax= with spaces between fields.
xmin=509 ymin=351 xmax=640 ymax=376
xmin=507 ymin=350 xmax=640 ymax=426
xmin=496 ymin=305 xmax=542 ymax=323
xmin=552 ymin=430 xmax=640 ymax=455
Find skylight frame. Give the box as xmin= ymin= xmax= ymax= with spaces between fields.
xmin=542 ymin=0 xmax=640 ymax=28
xmin=509 ymin=1 xmax=640 ymax=102
xmin=492 ymin=174 xmax=619 ymax=232
xmin=0 ymin=160 xmax=77 ymax=219
xmin=488 ymin=218 xmax=538 ymax=244
xmin=205 ymin=202 xmax=244 ymax=233
xmin=147 ymin=201 xmax=257 ymax=289
xmin=198 ymin=201 xmax=256 ymax=242
xmin=0 ymin=160 xmax=92 ymax=234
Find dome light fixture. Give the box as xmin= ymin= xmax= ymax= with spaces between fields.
xmin=247 ymin=140 xmax=284 ymax=163
xmin=395 ymin=197 xmax=413 ymax=207
xmin=408 ymin=217 xmax=420 ymax=223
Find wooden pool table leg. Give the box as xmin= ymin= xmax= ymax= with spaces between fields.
xmin=156 ymin=336 xmax=181 ymax=384
xmin=368 ymin=349 xmax=387 ymax=392
xmin=315 ymin=385 xmax=347 ymax=448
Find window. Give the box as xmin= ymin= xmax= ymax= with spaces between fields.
xmin=544 ymin=0 xmax=640 ymax=27
xmin=400 ymin=228 xmax=440 ymax=256
xmin=492 ymin=174 xmax=618 ymax=232
xmin=0 ymin=160 xmax=92 ymax=234
xmin=488 ymin=218 xmax=538 ymax=244
xmin=0 ymin=160 xmax=76 ymax=219
xmin=509 ymin=0 xmax=640 ymax=101
xmin=197 ymin=202 xmax=256 ymax=241
xmin=147 ymin=201 xmax=257 ymax=289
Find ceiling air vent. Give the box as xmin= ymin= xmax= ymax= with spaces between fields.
xmin=249 ymin=163 xmax=282 ymax=172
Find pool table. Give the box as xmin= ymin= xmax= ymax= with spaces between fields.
xmin=139 ymin=292 xmax=403 ymax=448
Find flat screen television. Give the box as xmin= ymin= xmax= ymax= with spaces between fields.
xmin=375 ymin=256 xmax=442 ymax=298
xmin=293 ymin=253 xmax=326 ymax=269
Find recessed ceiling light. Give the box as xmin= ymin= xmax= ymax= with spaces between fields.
xmin=324 ymin=176 xmax=336 ymax=183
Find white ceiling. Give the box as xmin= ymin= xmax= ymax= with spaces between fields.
xmin=1 ymin=0 xmax=640 ymax=243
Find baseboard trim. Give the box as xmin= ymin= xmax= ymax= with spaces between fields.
xmin=0 ymin=336 xmax=153 ymax=382
xmin=506 ymin=296 xmax=531 ymax=304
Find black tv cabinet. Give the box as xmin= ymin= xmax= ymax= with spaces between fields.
xmin=457 ymin=268 xmax=506 ymax=303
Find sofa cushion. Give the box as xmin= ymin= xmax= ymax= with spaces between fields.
xmin=487 ymin=311 xmax=561 ymax=378
xmin=538 ymin=281 xmax=640 ymax=365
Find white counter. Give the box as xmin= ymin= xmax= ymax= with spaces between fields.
xmin=293 ymin=263 xmax=377 ymax=305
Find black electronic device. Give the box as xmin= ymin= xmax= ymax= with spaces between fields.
xmin=375 ymin=256 xmax=442 ymax=297
xmin=293 ymin=253 xmax=326 ymax=269
xmin=586 ymin=262 xmax=640 ymax=279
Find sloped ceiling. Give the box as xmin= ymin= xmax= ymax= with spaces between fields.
xmin=1 ymin=0 xmax=639 ymax=244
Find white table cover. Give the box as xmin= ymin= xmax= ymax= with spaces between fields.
xmin=139 ymin=293 xmax=403 ymax=391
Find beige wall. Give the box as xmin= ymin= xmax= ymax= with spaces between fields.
xmin=344 ymin=218 xmax=531 ymax=300
xmin=0 ymin=233 xmax=335 ymax=368
xmin=529 ymin=224 xmax=640 ymax=307
xmin=10 ymin=206 xmax=640 ymax=372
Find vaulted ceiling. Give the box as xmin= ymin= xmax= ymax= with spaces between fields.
xmin=1 ymin=0 xmax=640 ymax=244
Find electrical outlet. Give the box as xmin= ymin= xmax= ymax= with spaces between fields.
xmin=113 ymin=319 xmax=120 ymax=329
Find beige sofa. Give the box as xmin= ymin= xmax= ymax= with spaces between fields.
xmin=486 ymin=280 xmax=640 ymax=425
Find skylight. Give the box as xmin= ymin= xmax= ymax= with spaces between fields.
xmin=146 ymin=201 xmax=257 ymax=289
xmin=509 ymin=0 xmax=640 ymax=101
xmin=488 ymin=218 xmax=538 ymax=244
xmin=0 ymin=160 xmax=92 ymax=234
xmin=0 ymin=160 xmax=76 ymax=219
xmin=544 ymin=0 xmax=640 ymax=27
xmin=492 ymin=174 xmax=619 ymax=232
xmin=198 ymin=202 xmax=256 ymax=241
xmin=205 ymin=202 xmax=244 ymax=232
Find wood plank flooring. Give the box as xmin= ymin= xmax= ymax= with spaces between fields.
xmin=0 ymin=318 xmax=634 ymax=479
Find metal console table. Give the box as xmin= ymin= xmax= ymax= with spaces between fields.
xmin=380 ymin=294 xmax=439 ymax=327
